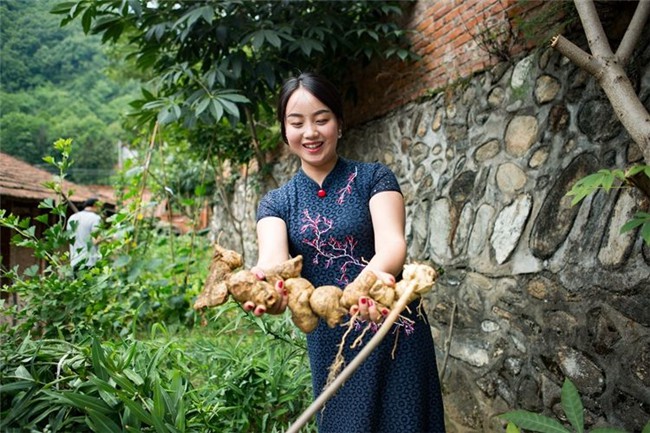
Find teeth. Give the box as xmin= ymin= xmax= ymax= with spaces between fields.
xmin=304 ymin=143 xmax=321 ymax=149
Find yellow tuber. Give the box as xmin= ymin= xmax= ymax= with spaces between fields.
xmin=339 ymin=271 xmax=377 ymax=309
xmin=284 ymin=278 xmax=319 ymax=333
xmin=309 ymin=285 xmax=348 ymax=328
xmin=394 ymin=264 xmax=438 ymax=305
xmin=193 ymin=243 xmax=439 ymax=333
xmin=261 ymin=256 xmax=303 ymax=286
xmin=193 ymin=243 xmax=243 ymax=310
xmin=228 ymin=270 xmax=282 ymax=311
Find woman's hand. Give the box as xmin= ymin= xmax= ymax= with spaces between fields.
xmin=242 ymin=266 xmax=289 ymax=316
xmin=349 ymin=268 xmax=395 ymax=323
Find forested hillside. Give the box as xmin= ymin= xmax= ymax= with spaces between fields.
xmin=0 ymin=0 xmax=138 ymax=184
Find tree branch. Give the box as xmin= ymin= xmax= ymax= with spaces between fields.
xmin=553 ymin=0 xmax=650 ymax=163
xmin=574 ymin=0 xmax=613 ymax=58
xmin=551 ymin=35 xmax=603 ymax=77
xmin=616 ymin=0 xmax=650 ymax=66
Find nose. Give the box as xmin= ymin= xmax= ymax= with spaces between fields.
xmin=304 ymin=122 xmax=318 ymax=137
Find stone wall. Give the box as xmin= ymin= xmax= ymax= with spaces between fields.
xmin=211 ymin=45 xmax=650 ymax=432
xmin=342 ymin=46 xmax=650 ymax=432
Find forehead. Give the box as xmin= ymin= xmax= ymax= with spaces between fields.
xmin=285 ymin=87 xmax=331 ymax=117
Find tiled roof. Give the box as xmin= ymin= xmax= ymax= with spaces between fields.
xmin=0 ymin=152 xmax=111 ymax=204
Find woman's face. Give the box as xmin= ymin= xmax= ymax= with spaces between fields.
xmin=284 ymin=87 xmax=340 ymax=174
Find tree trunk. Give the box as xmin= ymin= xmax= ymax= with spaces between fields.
xmin=551 ymin=0 xmax=650 ymax=163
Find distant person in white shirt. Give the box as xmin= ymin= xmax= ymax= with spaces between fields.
xmin=67 ymin=197 xmax=102 ymax=271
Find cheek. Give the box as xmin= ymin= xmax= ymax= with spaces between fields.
xmin=323 ymin=123 xmax=339 ymax=138
xmin=285 ymin=128 xmax=302 ymax=146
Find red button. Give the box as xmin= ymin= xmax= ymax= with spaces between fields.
xmin=317 ymin=189 xmax=326 ymax=198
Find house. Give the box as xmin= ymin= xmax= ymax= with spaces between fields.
xmin=0 ymin=152 xmax=113 ymax=281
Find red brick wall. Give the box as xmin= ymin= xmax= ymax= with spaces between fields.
xmin=345 ymin=0 xmax=544 ymax=127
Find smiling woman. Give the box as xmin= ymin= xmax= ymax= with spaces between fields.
xmin=283 ymin=88 xmax=341 ymax=185
xmin=233 ymin=72 xmax=447 ymax=433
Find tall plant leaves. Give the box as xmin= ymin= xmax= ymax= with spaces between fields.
xmin=590 ymin=429 xmax=631 ymax=433
xmin=561 ymin=378 xmax=584 ymax=433
xmin=86 ymin=410 xmax=122 ymax=433
xmin=500 ymin=410 xmax=571 ymax=433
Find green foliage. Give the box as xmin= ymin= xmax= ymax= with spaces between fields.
xmin=500 ymin=378 xmax=648 ymax=433
xmin=185 ymin=306 xmax=313 ymax=432
xmin=0 ymin=321 xmax=314 ymax=432
xmin=0 ymin=0 xmax=138 ymax=184
xmin=0 ymin=335 xmax=190 ymax=432
xmin=1 ymin=139 xmax=206 ymax=340
xmin=1 ymin=141 xmax=315 ymax=431
xmin=52 ymin=0 xmax=418 ymax=166
xmin=566 ymin=165 xmax=650 ymax=245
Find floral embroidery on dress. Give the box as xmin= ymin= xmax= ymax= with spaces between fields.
xmin=336 ymin=167 xmax=358 ymax=205
xmin=300 ymin=209 xmax=364 ymax=285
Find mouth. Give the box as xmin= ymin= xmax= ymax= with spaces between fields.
xmin=302 ymin=141 xmax=323 ymax=151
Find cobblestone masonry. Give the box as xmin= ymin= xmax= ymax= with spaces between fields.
xmin=209 ymin=15 xmax=650 ymax=433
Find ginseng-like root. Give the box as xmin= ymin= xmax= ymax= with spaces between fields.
xmin=194 ymin=244 xmax=439 ymax=349
xmin=351 ymin=322 xmax=373 ymax=349
xmin=326 ymin=314 xmax=359 ymax=389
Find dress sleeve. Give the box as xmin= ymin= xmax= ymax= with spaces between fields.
xmin=257 ymin=188 xmax=285 ymax=222
xmin=370 ymin=163 xmax=402 ymax=197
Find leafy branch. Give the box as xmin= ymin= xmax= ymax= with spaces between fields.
xmin=566 ymin=165 xmax=650 ymax=245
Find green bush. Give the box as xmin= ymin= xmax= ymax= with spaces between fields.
xmin=0 ymin=319 xmax=315 ymax=433
xmin=0 ymin=140 xmax=315 ymax=431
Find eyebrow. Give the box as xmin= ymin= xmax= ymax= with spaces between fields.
xmin=286 ymin=109 xmax=332 ymax=119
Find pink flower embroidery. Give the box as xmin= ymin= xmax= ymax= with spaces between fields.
xmin=300 ymin=209 xmax=363 ymax=284
xmin=336 ymin=167 xmax=358 ymax=205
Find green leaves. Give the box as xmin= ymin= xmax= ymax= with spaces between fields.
xmin=0 ymin=142 xmax=315 ymax=432
xmin=51 ymin=0 xmax=417 ymax=166
xmin=561 ymin=379 xmax=584 ymax=433
xmin=0 ymin=316 xmax=314 ymax=432
xmin=500 ymin=410 xmax=572 ymax=433
xmin=0 ymin=335 xmax=197 ymax=433
xmin=499 ymin=379 xmax=639 ymax=433
xmin=566 ymin=165 xmax=650 ymax=245
xmin=620 ymin=212 xmax=650 ymax=245
xmin=247 ymin=29 xmax=284 ymax=50
xmin=566 ymin=165 xmax=650 ymax=206
xmin=566 ymin=169 xmax=627 ymax=206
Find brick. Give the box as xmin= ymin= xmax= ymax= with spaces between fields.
xmin=348 ymin=0 xmax=537 ymax=126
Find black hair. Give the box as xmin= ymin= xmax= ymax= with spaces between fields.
xmin=277 ymin=72 xmax=344 ymax=143
xmin=83 ymin=197 xmax=99 ymax=208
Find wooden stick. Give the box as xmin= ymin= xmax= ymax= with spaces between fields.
xmin=285 ymin=281 xmax=418 ymax=433
xmin=439 ymin=301 xmax=457 ymax=381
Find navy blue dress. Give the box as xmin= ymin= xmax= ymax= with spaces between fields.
xmin=258 ymin=157 xmax=446 ymax=433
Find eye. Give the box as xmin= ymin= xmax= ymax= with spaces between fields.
xmin=315 ymin=118 xmax=330 ymax=125
xmin=289 ymin=122 xmax=303 ymax=128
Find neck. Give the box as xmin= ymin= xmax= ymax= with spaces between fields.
xmin=301 ymin=156 xmax=338 ymax=186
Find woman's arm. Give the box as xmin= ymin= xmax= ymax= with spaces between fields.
xmin=244 ymin=216 xmax=290 ymax=316
xmin=353 ymin=190 xmax=407 ymax=321
xmin=256 ymin=216 xmax=291 ymax=268
xmin=366 ymin=190 xmax=407 ymax=278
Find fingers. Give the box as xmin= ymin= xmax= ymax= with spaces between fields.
xmin=250 ymin=266 xmax=266 ymax=281
xmin=245 ymin=301 xmax=267 ymax=316
xmin=355 ymin=296 xmax=387 ymax=323
xmin=244 ymin=266 xmax=271 ymax=315
xmin=266 ymin=279 xmax=288 ymax=315
xmin=246 ymin=279 xmax=288 ymax=316
xmin=372 ymin=270 xmax=396 ymax=286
